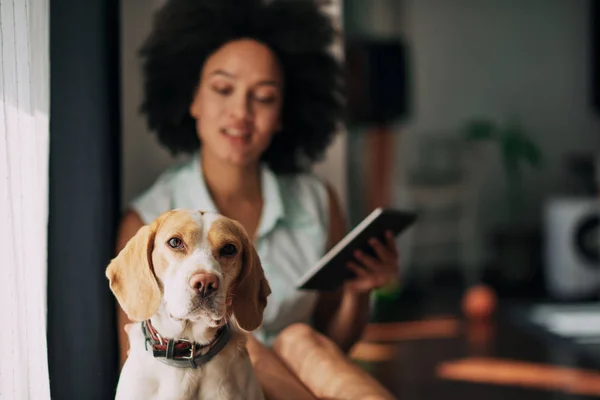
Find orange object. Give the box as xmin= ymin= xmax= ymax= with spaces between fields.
xmin=362 ymin=317 xmax=461 ymax=342
xmin=437 ymin=357 xmax=600 ymax=396
xmin=462 ymin=284 xmax=497 ymax=320
xmin=350 ymin=342 xmax=398 ymax=362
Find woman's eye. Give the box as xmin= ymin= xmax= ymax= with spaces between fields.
xmin=220 ymin=243 xmax=237 ymax=257
xmin=253 ymin=92 xmax=277 ymax=104
xmin=212 ymin=85 xmax=232 ymax=95
xmin=255 ymin=96 xmax=276 ymax=104
xmin=168 ymin=237 xmax=183 ymax=249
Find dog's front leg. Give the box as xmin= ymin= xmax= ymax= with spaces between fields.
xmin=202 ymin=357 xmax=265 ymax=400
xmin=114 ymin=359 xmax=159 ymax=400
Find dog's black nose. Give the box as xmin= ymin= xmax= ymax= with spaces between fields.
xmin=189 ymin=272 xmax=219 ymax=298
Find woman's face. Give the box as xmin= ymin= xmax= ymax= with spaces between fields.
xmin=189 ymin=39 xmax=283 ymax=168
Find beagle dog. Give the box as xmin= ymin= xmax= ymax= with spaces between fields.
xmin=106 ymin=209 xmax=271 ymax=400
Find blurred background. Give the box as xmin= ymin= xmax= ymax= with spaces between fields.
xmin=45 ymin=0 xmax=600 ymax=398
xmin=343 ymin=0 xmax=599 ymax=300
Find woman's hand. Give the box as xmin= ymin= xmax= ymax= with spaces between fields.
xmin=344 ymin=230 xmax=400 ymax=294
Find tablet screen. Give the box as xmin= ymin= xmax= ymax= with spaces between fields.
xmin=296 ymin=207 xmax=417 ymax=291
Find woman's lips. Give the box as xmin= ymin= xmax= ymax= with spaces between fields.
xmin=221 ymin=127 xmax=251 ymax=144
xmin=221 ymin=127 xmax=249 ymax=138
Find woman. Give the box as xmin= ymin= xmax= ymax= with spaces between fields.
xmin=116 ymin=0 xmax=400 ymax=367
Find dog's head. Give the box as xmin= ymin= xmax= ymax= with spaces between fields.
xmin=106 ymin=209 xmax=271 ymax=332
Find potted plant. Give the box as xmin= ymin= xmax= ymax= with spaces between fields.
xmin=461 ymin=117 xmax=544 ymax=291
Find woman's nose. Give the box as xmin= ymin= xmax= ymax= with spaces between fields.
xmin=229 ymin=93 xmax=253 ymax=123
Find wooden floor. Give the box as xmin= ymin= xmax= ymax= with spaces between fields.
xmin=352 ymin=288 xmax=600 ymax=399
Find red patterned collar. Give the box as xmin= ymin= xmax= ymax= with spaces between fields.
xmin=141 ymin=319 xmax=230 ymax=369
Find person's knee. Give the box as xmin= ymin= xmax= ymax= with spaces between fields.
xmin=277 ymin=323 xmax=345 ymax=357
xmin=276 ymin=323 xmax=320 ymax=347
xmin=282 ymin=322 xmax=316 ymax=338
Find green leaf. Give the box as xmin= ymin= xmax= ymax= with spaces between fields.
xmin=501 ymin=120 xmax=542 ymax=168
xmin=500 ymin=129 xmax=523 ymax=164
xmin=520 ymin=139 xmax=543 ymax=168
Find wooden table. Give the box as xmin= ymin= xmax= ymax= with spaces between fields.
xmin=351 ymin=290 xmax=600 ymax=399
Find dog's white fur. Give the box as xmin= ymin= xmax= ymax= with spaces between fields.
xmin=106 ymin=209 xmax=271 ymax=400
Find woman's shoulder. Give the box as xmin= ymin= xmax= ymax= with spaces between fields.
xmin=271 ymin=170 xmax=346 ymax=261
xmin=276 ymin=171 xmax=333 ymax=229
xmin=129 ymin=157 xmax=197 ymax=224
xmin=277 ymin=170 xmax=328 ymax=196
xmin=277 ymin=170 xmax=328 ymax=201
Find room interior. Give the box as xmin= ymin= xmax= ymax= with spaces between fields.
xmin=342 ymin=0 xmax=600 ymax=398
xmin=4 ymin=0 xmax=597 ymax=398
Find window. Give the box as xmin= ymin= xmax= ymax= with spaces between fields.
xmin=0 ymin=0 xmax=51 ymax=398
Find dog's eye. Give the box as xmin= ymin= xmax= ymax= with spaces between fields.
xmin=220 ymin=243 xmax=237 ymax=257
xmin=167 ymin=237 xmax=183 ymax=249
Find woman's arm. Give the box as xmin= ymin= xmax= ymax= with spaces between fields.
xmin=313 ymin=287 xmax=371 ymax=354
xmin=114 ymin=210 xmax=145 ymax=370
xmin=312 ymin=185 xmax=371 ymax=353
xmin=312 ymin=184 xmax=400 ymax=353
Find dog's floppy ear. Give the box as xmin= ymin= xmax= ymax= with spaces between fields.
xmin=232 ymin=229 xmax=271 ymax=332
xmin=106 ymin=221 xmax=162 ymax=321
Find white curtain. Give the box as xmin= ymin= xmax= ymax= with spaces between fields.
xmin=0 ymin=0 xmax=51 ymax=399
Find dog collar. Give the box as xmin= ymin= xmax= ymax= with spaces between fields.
xmin=141 ymin=319 xmax=231 ymax=369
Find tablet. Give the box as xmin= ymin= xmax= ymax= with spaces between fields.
xmin=296 ymin=207 xmax=417 ymax=291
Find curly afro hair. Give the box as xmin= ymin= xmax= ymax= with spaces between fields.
xmin=139 ymin=0 xmax=345 ymax=174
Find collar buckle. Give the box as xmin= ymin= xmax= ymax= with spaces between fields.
xmin=154 ymin=331 xmax=165 ymax=346
xmin=178 ymin=338 xmax=195 ymax=360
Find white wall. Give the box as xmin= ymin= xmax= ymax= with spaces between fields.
xmin=396 ymin=0 xmax=600 ymax=263
xmin=120 ymin=0 xmax=347 ymax=212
